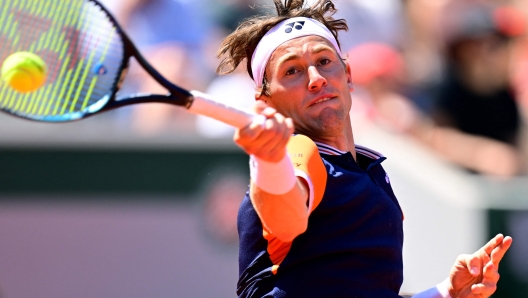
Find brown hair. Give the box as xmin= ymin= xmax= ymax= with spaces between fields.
xmin=216 ymin=0 xmax=348 ymax=96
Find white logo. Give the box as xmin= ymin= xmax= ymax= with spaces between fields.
xmin=322 ymin=158 xmax=343 ymax=178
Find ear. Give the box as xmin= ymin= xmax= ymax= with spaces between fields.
xmin=255 ymin=91 xmax=269 ymax=103
xmin=345 ymin=62 xmax=355 ymax=92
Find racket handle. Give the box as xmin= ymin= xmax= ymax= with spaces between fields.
xmin=188 ymin=90 xmax=256 ymax=129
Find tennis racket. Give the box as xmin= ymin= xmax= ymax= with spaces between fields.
xmin=0 ymin=0 xmax=255 ymax=128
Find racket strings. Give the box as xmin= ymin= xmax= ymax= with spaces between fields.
xmin=0 ymin=0 xmax=125 ymax=121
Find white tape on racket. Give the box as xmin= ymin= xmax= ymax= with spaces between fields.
xmin=189 ymin=90 xmax=255 ymax=128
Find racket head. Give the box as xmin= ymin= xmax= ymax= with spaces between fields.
xmin=0 ymin=0 xmax=129 ymax=122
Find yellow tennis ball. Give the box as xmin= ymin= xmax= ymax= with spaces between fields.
xmin=1 ymin=52 xmax=47 ymax=93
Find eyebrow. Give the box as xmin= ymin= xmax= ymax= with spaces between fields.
xmin=276 ymin=43 xmax=336 ymax=66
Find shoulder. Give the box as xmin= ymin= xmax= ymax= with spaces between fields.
xmin=287 ymin=134 xmax=318 ymax=152
xmin=287 ymin=135 xmax=327 ymax=212
xmin=286 ymin=135 xmax=326 ymax=179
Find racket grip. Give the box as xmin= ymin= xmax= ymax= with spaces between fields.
xmin=188 ymin=90 xmax=256 ymax=129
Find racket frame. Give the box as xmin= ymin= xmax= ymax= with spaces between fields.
xmin=91 ymin=0 xmax=195 ymax=113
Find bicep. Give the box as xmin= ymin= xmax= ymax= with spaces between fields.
xmin=249 ymin=179 xmax=309 ymax=242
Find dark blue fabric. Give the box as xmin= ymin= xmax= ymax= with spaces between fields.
xmin=237 ymin=151 xmax=404 ymax=298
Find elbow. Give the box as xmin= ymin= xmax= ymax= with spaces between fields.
xmin=282 ymin=224 xmax=308 ymax=242
xmin=270 ymin=215 xmax=308 ymax=242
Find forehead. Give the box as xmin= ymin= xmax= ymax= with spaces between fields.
xmin=267 ymin=35 xmax=338 ymax=67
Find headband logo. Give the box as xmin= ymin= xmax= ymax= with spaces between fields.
xmin=284 ymin=21 xmax=305 ymax=33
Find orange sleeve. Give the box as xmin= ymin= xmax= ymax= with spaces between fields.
xmin=260 ymin=135 xmax=327 ymax=272
xmin=286 ymin=135 xmax=327 ymax=212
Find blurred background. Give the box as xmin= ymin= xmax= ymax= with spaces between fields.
xmin=1 ymin=0 xmax=528 ymax=297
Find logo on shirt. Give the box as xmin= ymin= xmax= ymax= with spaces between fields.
xmin=284 ymin=21 xmax=305 ymax=33
xmin=322 ymin=158 xmax=343 ymax=178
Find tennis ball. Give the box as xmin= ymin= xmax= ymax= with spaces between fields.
xmin=1 ymin=52 xmax=47 ymax=93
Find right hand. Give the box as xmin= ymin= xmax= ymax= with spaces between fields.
xmin=234 ymin=100 xmax=294 ymax=163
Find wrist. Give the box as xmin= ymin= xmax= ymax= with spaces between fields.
xmin=436 ymin=278 xmax=453 ymax=298
xmin=250 ymin=153 xmax=296 ymax=195
xmin=410 ymin=278 xmax=452 ymax=298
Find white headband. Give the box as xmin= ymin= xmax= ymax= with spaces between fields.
xmin=251 ymin=17 xmax=342 ymax=87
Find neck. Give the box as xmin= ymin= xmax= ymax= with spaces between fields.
xmin=307 ymin=117 xmax=356 ymax=160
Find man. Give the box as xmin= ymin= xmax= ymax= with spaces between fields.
xmin=216 ymin=0 xmax=512 ymax=297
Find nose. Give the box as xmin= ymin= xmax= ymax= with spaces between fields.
xmin=307 ymin=66 xmax=327 ymax=91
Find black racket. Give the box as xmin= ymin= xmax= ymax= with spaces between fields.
xmin=0 ymin=0 xmax=255 ymax=128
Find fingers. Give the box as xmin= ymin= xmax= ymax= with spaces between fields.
xmin=235 ymin=101 xmax=294 ymax=162
xmin=471 ymin=283 xmax=497 ymax=297
xmin=476 ymin=234 xmax=512 ymax=271
xmin=450 ymin=235 xmax=512 ymax=298
xmin=260 ymin=112 xmax=293 ymax=159
xmin=471 ymin=262 xmax=499 ymax=296
xmin=468 ymin=236 xmax=511 ymax=297
xmin=490 ymin=235 xmax=512 ymax=269
xmin=465 ymin=254 xmax=482 ymax=277
xmin=483 ymin=262 xmax=500 ymax=284
xmin=481 ymin=234 xmax=505 ymax=256
xmin=252 ymin=100 xmax=269 ymax=115
xmin=465 ymin=234 xmax=509 ymax=277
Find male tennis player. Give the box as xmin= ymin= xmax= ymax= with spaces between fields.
xmin=217 ymin=0 xmax=512 ymax=297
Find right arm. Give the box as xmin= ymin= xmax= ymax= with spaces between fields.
xmin=234 ymin=101 xmax=309 ymax=242
xmin=250 ymin=178 xmax=309 ymax=242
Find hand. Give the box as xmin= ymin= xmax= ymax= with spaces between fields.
xmin=234 ymin=100 xmax=294 ymax=162
xmin=447 ymin=234 xmax=513 ymax=297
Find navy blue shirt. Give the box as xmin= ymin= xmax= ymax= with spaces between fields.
xmin=237 ymin=142 xmax=404 ymax=298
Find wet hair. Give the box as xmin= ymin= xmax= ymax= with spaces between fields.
xmin=216 ymin=0 xmax=348 ymax=96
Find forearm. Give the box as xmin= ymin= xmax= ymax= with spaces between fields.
xmin=250 ymin=178 xmax=309 ymax=242
xmin=248 ymin=152 xmax=310 ymax=241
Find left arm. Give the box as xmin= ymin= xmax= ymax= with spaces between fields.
xmin=409 ymin=233 xmax=512 ymax=298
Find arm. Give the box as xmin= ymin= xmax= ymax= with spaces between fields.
xmin=250 ymin=178 xmax=309 ymax=242
xmin=234 ymin=101 xmax=309 ymax=242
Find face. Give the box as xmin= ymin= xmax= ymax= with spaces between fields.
xmin=257 ymin=35 xmax=354 ymax=139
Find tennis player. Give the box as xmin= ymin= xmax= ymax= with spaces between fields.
xmin=217 ymin=0 xmax=512 ymax=297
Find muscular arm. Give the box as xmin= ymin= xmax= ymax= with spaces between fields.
xmin=248 ymin=134 xmax=327 ymax=242
xmin=250 ymin=178 xmax=309 ymax=242
xmin=235 ymin=102 xmax=326 ymax=242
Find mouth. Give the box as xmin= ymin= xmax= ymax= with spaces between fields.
xmin=309 ymin=96 xmax=335 ymax=107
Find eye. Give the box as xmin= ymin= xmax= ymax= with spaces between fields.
xmin=285 ymin=67 xmax=299 ymax=76
xmin=319 ymin=58 xmax=331 ymax=66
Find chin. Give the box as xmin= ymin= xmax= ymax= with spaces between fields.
xmin=319 ymin=108 xmax=346 ymax=124
xmin=315 ymin=116 xmax=346 ymax=135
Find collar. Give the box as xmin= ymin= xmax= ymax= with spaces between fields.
xmin=314 ymin=141 xmax=384 ymax=160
